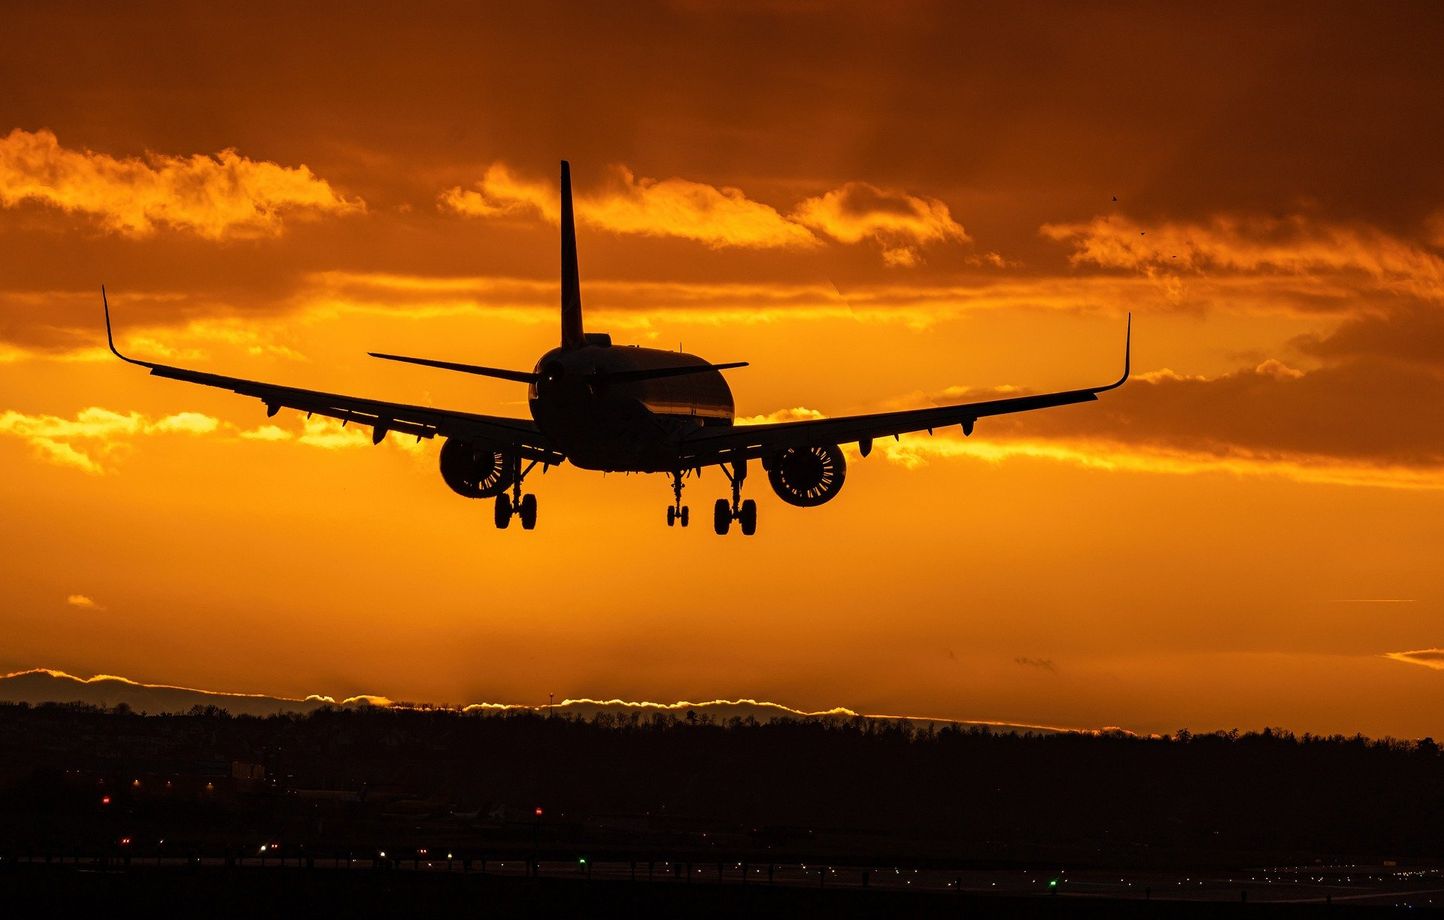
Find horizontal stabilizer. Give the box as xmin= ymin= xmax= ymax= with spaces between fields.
xmin=368 ymin=352 xmax=539 ymax=385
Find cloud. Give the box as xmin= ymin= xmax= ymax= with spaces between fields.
xmin=1384 ymin=649 xmax=1444 ymax=671
xmin=149 ymin=412 xmax=221 ymax=434
xmin=1041 ymin=213 xmax=1444 ymax=302
xmin=736 ymin=407 xmax=828 ymax=425
xmin=0 ymin=407 xmax=222 ymax=473
xmin=66 ymin=594 xmax=102 ymax=611
xmin=295 ymin=416 xmax=377 ymax=450
xmin=239 ymin=425 xmax=292 ymax=442
xmin=437 ymin=162 xmax=553 ymax=220
xmin=0 ymin=406 xmax=424 ymax=473
xmin=941 ymin=355 xmax=1444 ymax=473
xmin=440 ymin=165 xmax=970 ymax=263
xmin=441 ymin=163 xmax=817 ymax=249
xmin=869 ymin=429 xmax=1444 ymax=491
xmin=792 ymin=181 xmax=970 ymax=266
xmin=1295 ymin=304 xmax=1444 ymax=370
xmin=0 ymin=128 xmax=363 ymax=239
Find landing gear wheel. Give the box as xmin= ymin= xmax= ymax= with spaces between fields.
xmin=738 ymin=498 xmax=757 ymax=536
xmin=713 ymin=498 xmax=731 ymax=535
xmin=494 ymin=493 xmax=513 ymax=529
xmin=666 ymin=472 xmax=689 ymax=530
xmin=519 ymin=493 xmax=538 ymax=530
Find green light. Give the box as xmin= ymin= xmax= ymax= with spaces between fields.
xmin=1049 ymin=879 xmax=1059 ymax=888
xmin=579 ymin=858 xmax=587 ymax=864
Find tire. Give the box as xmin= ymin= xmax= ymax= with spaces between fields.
xmin=667 ymin=506 xmax=676 ymax=527
xmin=713 ymin=498 xmax=731 ymax=535
xmin=519 ymin=493 xmax=538 ymax=530
xmin=679 ymin=506 xmax=689 ymax=528
xmin=739 ymin=498 xmax=757 ymax=536
xmin=494 ymin=493 xmax=512 ymax=529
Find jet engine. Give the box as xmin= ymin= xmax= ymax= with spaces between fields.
xmin=438 ymin=438 xmax=514 ymax=498
xmin=766 ymin=444 xmax=846 ymax=507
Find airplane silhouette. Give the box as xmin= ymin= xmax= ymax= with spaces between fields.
xmin=104 ymin=162 xmax=1129 ymax=535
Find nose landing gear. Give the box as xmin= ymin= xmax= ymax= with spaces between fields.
xmin=494 ymin=457 xmax=540 ymax=530
xmin=714 ymin=460 xmax=757 ymax=536
xmin=666 ymin=471 xmax=690 ymax=527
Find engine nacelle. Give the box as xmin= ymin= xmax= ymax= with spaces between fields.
xmin=766 ymin=444 xmax=846 ymax=507
xmin=438 ymin=438 xmax=514 ymax=498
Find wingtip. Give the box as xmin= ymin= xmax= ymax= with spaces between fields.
xmin=101 ymin=284 xmax=118 ymax=357
xmin=101 ymin=286 xmax=146 ymax=366
xmin=1090 ymin=312 xmax=1132 ymax=393
xmin=1123 ymin=312 xmax=1131 ymax=380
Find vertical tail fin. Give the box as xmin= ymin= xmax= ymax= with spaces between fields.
xmin=560 ymin=161 xmax=584 ymax=349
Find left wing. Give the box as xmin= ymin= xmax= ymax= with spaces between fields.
xmin=681 ymin=315 xmax=1130 ymax=466
xmin=103 ymin=289 xmax=564 ymax=464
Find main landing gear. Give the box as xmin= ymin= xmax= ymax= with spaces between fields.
xmin=494 ymin=457 xmax=540 ymax=530
xmin=666 ymin=471 xmax=690 ymax=528
xmin=714 ymin=460 xmax=757 ymax=536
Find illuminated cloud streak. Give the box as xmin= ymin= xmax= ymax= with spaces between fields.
xmin=441 ymin=163 xmax=816 ymax=249
xmin=0 ymin=407 xmax=222 ymax=473
xmin=441 ymin=164 xmax=966 ymax=262
xmin=0 ymin=407 xmax=420 ymax=473
xmin=792 ymin=181 xmax=969 ymax=266
xmin=1043 ymin=213 xmax=1444 ymax=302
xmin=871 ymin=431 xmax=1444 ymax=491
xmin=1384 ymin=649 xmax=1444 ymax=671
xmin=0 ymin=129 xmax=363 ymax=239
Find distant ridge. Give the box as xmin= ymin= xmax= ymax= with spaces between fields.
xmin=0 ymin=668 xmax=1079 ymax=734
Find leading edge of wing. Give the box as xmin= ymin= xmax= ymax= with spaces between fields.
xmin=682 ymin=313 xmax=1131 ymax=461
xmin=102 ymin=287 xmax=560 ymax=459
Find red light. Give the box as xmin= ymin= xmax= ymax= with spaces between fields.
xmin=534 ymin=807 xmax=543 ymax=817
xmin=101 ymin=795 xmax=111 ymax=805
xmin=119 ymin=837 xmax=132 ymax=846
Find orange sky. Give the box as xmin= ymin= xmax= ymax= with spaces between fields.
xmin=2 ymin=2 xmax=1443 ymax=737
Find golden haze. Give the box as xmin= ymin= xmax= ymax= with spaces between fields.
xmin=1 ymin=3 xmax=1442 ymax=737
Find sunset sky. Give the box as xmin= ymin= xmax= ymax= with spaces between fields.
xmin=2 ymin=2 xmax=1442 ymax=737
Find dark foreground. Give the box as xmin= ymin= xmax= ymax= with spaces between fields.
xmin=3 ymin=701 xmax=1443 ymax=914
xmin=3 ymin=862 xmax=1442 ymax=917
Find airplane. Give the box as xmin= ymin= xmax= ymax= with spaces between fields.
xmin=103 ymin=161 xmax=1130 ymax=536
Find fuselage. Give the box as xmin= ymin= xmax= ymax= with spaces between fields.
xmin=527 ymin=338 xmax=734 ymax=472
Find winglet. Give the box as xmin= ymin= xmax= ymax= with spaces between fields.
xmin=101 ymin=286 xmax=149 ymax=367
xmin=1093 ymin=312 xmax=1131 ymax=393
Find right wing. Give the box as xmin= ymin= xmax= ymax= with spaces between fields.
xmin=681 ymin=315 xmax=1130 ymax=466
xmin=103 ymin=289 xmax=564 ymax=464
